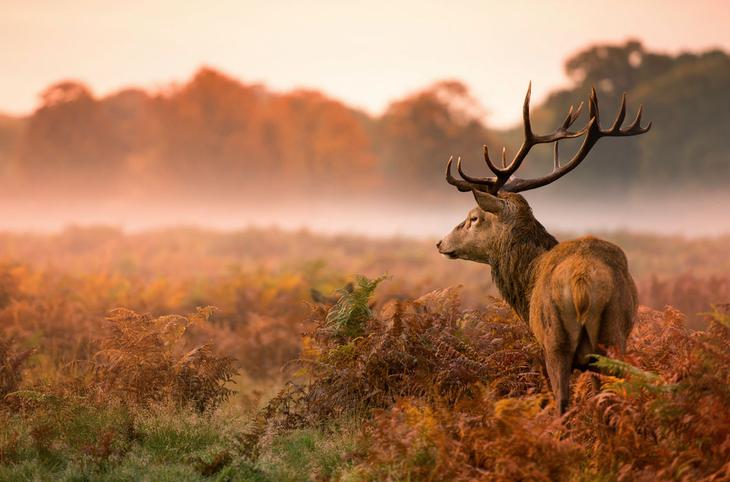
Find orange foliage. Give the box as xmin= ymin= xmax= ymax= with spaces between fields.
xmin=320 ymin=300 xmax=730 ymax=481
xmin=0 ymin=226 xmax=727 ymax=479
xmin=2 ymin=69 xmax=501 ymax=203
xmin=93 ymin=307 xmax=236 ymax=412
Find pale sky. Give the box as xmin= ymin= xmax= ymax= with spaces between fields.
xmin=1 ymin=0 xmax=729 ymax=126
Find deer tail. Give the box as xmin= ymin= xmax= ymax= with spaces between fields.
xmin=571 ymin=275 xmax=591 ymax=326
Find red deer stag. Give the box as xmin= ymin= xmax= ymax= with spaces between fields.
xmin=437 ymin=84 xmax=650 ymax=413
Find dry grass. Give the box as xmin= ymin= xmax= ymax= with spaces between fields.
xmin=0 ymin=336 xmax=33 ymax=400
xmin=0 ymin=228 xmax=728 ymax=480
xmin=93 ymin=307 xmax=237 ymax=412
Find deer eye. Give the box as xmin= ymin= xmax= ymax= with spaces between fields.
xmin=470 ymin=216 xmax=479 ymax=223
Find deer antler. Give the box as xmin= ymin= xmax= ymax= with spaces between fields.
xmin=446 ymin=84 xmax=651 ymax=194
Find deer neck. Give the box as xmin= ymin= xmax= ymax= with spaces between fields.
xmin=490 ymin=220 xmax=558 ymax=322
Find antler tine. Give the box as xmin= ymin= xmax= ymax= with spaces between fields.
xmin=609 ymin=93 xmax=627 ymax=132
xmin=501 ymin=146 xmax=507 ymax=169
xmin=606 ymin=99 xmax=651 ymax=136
xmin=561 ymin=102 xmax=584 ymax=130
xmin=457 ymin=155 xmax=497 ymax=185
xmin=446 ymin=156 xmax=493 ymax=192
xmin=534 ymin=101 xmax=590 ymax=143
xmin=563 ymin=104 xmax=574 ymax=128
xmin=553 ymin=142 xmax=560 ymax=169
xmin=631 ymin=105 xmax=643 ymax=130
xmin=495 ymin=82 xmax=537 ymax=179
xmin=481 ymin=144 xmax=508 ymax=175
xmin=589 ymin=87 xmax=600 ymax=127
xmin=522 ymin=81 xmax=534 ymax=143
xmin=623 ymin=104 xmax=651 ymax=134
xmin=445 ymin=156 xmax=474 ymax=192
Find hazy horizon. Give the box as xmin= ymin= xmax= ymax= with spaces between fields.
xmin=1 ymin=190 xmax=729 ymax=239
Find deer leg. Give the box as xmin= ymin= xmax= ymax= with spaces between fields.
xmin=541 ymin=360 xmax=553 ymax=392
xmin=572 ymin=325 xmax=602 ymax=396
xmin=545 ymin=350 xmax=573 ymax=415
xmin=538 ymin=360 xmax=553 ymax=409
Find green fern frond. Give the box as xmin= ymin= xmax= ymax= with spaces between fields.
xmin=325 ymin=275 xmax=387 ymax=340
xmin=590 ymin=354 xmax=675 ymax=395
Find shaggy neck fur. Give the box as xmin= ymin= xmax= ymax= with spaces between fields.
xmin=490 ymin=203 xmax=558 ymax=322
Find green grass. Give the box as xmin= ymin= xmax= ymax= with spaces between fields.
xmin=257 ymin=425 xmax=361 ymax=482
xmin=0 ymin=401 xmax=361 ymax=482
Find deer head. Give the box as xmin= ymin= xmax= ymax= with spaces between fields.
xmin=437 ymin=84 xmax=651 ymax=265
xmin=437 ymin=191 xmax=539 ymax=264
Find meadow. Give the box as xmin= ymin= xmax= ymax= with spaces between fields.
xmin=0 ymin=226 xmax=728 ymax=481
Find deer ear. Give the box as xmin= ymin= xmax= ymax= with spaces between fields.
xmin=472 ymin=189 xmax=505 ymax=214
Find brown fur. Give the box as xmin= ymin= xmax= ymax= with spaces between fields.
xmin=438 ymin=192 xmax=638 ymax=414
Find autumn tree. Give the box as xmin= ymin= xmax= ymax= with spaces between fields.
xmin=526 ymin=41 xmax=730 ymax=194
xmin=4 ymin=44 xmax=730 ymax=202
xmin=16 ymin=81 xmax=130 ymax=194
xmin=268 ymin=89 xmax=377 ymax=194
xmin=377 ymin=80 xmax=498 ymax=198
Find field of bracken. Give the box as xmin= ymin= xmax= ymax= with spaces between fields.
xmin=0 ymin=226 xmax=729 ymax=480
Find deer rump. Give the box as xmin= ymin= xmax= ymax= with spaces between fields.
xmin=529 ymin=237 xmax=637 ymax=370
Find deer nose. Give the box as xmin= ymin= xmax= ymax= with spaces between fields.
xmin=436 ymin=240 xmax=442 ymax=249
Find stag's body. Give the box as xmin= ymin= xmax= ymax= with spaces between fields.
xmin=528 ymin=236 xmax=637 ymax=413
xmin=438 ymin=85 xmax=648 ymax=413
xmin=531 ymin=236 xmax=637 ymax=369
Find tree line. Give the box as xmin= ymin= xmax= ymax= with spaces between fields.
xmin=0 ymin=40 xmax=728 ymax=202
